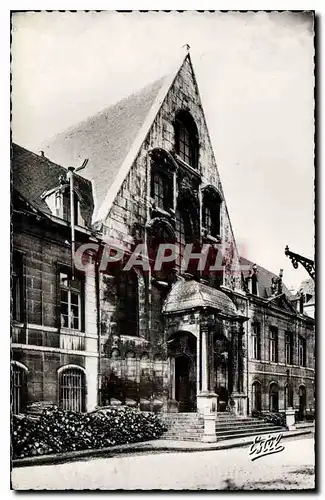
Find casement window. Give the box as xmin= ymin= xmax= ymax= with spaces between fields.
xmin=175 ymin=111 xmax=199 ymax=169
xmin=12 ymin=251 xmax=24 ymax=323
xmin=116 ymin=271 xmax=138 ymax=336
xmin=11 ymin=362 xmax=28 ymax=414
xmin=269 ymin=327 xmax=278 ymax=363
xmin=151 ymin=170 xmax=173 ymax=211
xmin=252 ymin=323 xmax=261 ymax=360
xmin=59 ymin=271 xmax=84 ymax=331
xmin=298 ymin=335 xmax=307 ymax=367
xmin=285 ymin=332 xmax=293 ymax=365
xmin=59 ymin=367 xmax=86 ymax=412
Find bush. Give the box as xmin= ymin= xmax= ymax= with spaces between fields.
xmin=12 ymin=406 xmax=167 ymax=459
xmin=252 ymin=410 xmax=286 ymax=427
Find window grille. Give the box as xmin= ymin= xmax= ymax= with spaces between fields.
xmin=59 ymin=368 xmax=85 ymax=412
xmin=12 ymin=364 xmax=26 ymax=414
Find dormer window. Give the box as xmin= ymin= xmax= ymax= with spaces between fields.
xmin=175 ymin=111 xmax=199 ymax=169
xmin=44 ymin=187 xmax=84 ymax=226
xmin=62 ymin=190 xmax=79 ymax=225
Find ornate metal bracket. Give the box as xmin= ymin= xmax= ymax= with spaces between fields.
xmin=285 ymin=246 xmax=315 ymax=281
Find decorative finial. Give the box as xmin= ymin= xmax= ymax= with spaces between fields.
xmin=182 ymin=43 xmax=190 ymax=53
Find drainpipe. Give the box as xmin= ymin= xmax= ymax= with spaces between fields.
xmin=95 ymin=250 xmax=101 ymax=407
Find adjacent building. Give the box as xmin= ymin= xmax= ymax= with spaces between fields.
xmin=12 ymin=50 xmax=315 ymax=419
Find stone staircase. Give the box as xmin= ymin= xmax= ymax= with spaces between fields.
xmin=160 ymin=412 xmax=285 ymax=442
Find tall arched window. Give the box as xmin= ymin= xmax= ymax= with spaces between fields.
xmin=59 ymin=366 xmax=86 ymax=412
xmin=202 ymin=188 xmax=222 ymax=238
xmin=12 ymin=362 xmax=28 ymax=414
xmin=269 ymin=382 xmax=279 ymax=412
xmin=251 ymin=381 xmax=262 ymax=413
xmin=116 ymin=271 xmax=138 ymax=336
xmin=175 ymin=111 xmax=199 ymax=169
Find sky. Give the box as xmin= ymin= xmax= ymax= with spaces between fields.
xmin=11 ymin=11 xmax=315 ymax=290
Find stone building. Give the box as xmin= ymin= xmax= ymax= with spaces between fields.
xmin=12 ymin=144 xmax=99 ymax=413
xmin=12 ymin=50 xmax=315 ymax=419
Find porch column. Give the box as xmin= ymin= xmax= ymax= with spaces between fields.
xmin=201 ymin=325 xmax=209 ymax=392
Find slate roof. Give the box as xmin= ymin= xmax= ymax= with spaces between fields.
xmin=240 ymin=256 xmax=291 ymax=299
xmin=41 ymin=76 xmax=167 ymax=220
xmin=12 ymin=143 xmax=94 ymax=226
xmin=163 ymin=279 xmax=239 ymax=317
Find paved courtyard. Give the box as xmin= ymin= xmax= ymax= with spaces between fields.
xmin=12 ymin=436 xmax=315 ymax=491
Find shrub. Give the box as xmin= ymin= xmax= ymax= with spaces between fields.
xmin=252 ymin=410 xmax=286 ymax=427
xmin=12 ymin=406 xmax=167 ymax=459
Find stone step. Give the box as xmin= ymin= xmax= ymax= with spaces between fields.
xmin=215 ymin=425 xmax=284 ymax=437
xmin=217 ymin=427 xmax=285 ymax=441
xmin=215 ymin=420 xmax=271 ymax=429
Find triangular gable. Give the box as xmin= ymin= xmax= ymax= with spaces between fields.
xmin=267 ymin=293 xmax=298 ymax=313
xmin=42 ymin=49 xmax=190 ymax=224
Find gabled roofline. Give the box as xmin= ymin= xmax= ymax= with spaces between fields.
xmin=94 ymin=48 xmax=190 ymax=224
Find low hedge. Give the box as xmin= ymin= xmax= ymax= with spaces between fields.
xmin=251 ymin=410 xmax=286 ymax=427
xmin=12 ymin=406 xmax=167 ymax=459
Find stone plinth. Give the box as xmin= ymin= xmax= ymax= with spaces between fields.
xmin=286 ymin=407 xmax=296 ymax=430
xmin=197 ymin=391 xmax=218 ymax=416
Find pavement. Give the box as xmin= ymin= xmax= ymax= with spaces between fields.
xmin=12 ymin=426 xmax=314 ymax=468
xmin=11 ymin=434 xmax=315 ymax=490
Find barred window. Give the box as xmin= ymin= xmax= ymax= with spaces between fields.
xmin=12 ymin=363 xmax=27 ymax=414
xmin=59 ymin=367 xmax=86 ymax=412
xmin=60 ymin=272 xmax=83 ymax=330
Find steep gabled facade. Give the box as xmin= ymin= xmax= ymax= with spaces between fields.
xmin=14 ymin=50 xmax=314 ymax=419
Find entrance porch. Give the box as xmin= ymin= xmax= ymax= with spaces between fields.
xmin=163 ymin=279 xmax=248 ymax=417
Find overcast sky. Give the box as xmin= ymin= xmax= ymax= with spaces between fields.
xmin=11 ymin=11 xmax=314 ymax=290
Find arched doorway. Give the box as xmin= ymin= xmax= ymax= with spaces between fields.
xmin=269 ymin=382 xmax=279 ymax=412
xmin=298 ymin=385 xmax=307 ymax=421
xmin=167 ymin=331 xmax=197 ymax=412
xmin=252 ymin=381 xmax=262 ymax=413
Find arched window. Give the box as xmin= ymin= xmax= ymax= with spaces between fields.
xmin=59 ymin=366 xmax=86 ymax=412
xmin=252 ymin=381 xmax=262 ymax=413
xmin=151 ymin=169 xmax=173 ymax=211
xmin=175 ymin=111 xmax=199 ymax=169
xmin=12 ymin=362 xmax=28 ymax=414
xmin=116 ymin=271 xmax=138 ymax=336
xmin=202 ymin=188 xmax=222 ymax=238
xmin=284 ymin=384 xmax=293 ymax=408
xmin=269 ymin=382 xmax=279 ymax=412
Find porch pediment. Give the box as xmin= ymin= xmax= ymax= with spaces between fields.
xmin=162 ymin=279 xmax=238 ymax=318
